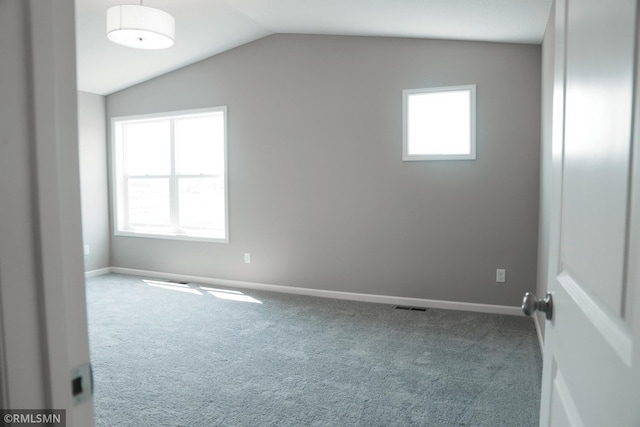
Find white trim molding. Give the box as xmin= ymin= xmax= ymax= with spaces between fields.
xmin=99 ymin=267 xmax=524 ymax=316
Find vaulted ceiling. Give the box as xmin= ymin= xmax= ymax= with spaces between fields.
xmin=75 ymin=0 xmax=553 ymax=95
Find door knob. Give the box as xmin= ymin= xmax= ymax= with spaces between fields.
xmin=522 ymin=292 xmax=553 ymax=320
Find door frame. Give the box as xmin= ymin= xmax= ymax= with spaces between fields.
xmin=0 ymin=1 xmax=94 ymax=424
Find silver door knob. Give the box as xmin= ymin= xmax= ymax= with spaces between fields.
xmin=522 ymin=292 xmax=553 ymax=320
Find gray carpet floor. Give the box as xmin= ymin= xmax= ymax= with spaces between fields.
xmin=86 ymin=274 xmax=542 ymax=427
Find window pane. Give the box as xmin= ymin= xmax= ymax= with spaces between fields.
xmin=407 ymin=90 xmax=471 ymax=155
xmin=114 ymin=108 xmax=228 ymax=241
xmin=127 ymin=178 xmax=170 ymax=229
xmin=125 ymin=121 xmax=171 ymax=175
xmin=175 ymin=114 xmax=224 ymax=175
xmin=178 ymin=177 xmax=225 ymax=236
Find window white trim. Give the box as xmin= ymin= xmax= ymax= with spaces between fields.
xmin=402 ymin=84 xmax=477 ymax=161
xmin=111 ymin=107 xmax=229 ymax=243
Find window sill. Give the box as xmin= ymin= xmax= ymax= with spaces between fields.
xmin=114 ymin=229 xmax=228 ymax=243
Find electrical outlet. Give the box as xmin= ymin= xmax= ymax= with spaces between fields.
xmin=244 ymin=253 xmax=251 ymax=264
xmin=496 ymin=269 xmax=506 ymax=283
xmin=84 ymin=245 xmax=90 ymax=256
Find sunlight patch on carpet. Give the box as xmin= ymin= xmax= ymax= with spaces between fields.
xmin=200 ymin=286 xmax=263 ymax=304
xmin=144 ymin=280 xmax=203 ymax=295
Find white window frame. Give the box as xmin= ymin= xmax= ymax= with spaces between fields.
xmin=402 ymin=84 xmax=477 ymax=161
xmin=111 ymin=107 xmax=229 ymax=243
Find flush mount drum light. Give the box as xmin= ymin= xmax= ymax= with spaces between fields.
xmin=107 ymin=3 xmax=175 ymax=49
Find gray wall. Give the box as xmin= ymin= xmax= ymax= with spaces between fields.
xmin=107 ymin=34 xmax=541 ymax=307
xmin=536 ymin=6 xmax=556 ymax=337
xmin=78 ymin=91 xmax=111 ymax=272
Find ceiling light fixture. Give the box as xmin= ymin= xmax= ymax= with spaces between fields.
xmin=106 ymin=2 xmax=175 ymax=50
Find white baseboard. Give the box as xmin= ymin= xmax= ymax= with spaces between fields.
xmin=108 ymin=266 xmax=524 ymax=316
xmin=85 ymin=267 xmax=113 ymax=278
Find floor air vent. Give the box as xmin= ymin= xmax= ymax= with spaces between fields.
xmin=394 ymin=305 xmax=427 ymax=312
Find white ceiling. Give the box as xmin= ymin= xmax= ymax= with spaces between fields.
xmin=75 ymin=0 xmax=553 ymax=95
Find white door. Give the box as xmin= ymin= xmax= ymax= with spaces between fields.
xmin=538 ymin=0 xmax=640 ymax=425
xmin=0 ymin=1 xmax=94 ymax=425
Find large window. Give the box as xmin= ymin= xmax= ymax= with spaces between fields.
xmin=112 ymin=107 xmax=228 ymax=242
xmin=403 ymin=85 xmax=476 ymax=161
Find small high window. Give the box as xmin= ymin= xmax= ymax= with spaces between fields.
xmin=403 ymin=85 xmax=476 ymax=161
xmin=111 ymin=107 xmax=228 ymax=242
